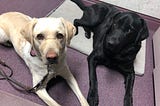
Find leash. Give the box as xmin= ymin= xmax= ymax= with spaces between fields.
xmin=0 ymin=40 xmax=50 ymax=93
xmin=0 ymin=59 xmax=47 ymax=93
xmin=0 ymin=59 xmax=13 ymax=79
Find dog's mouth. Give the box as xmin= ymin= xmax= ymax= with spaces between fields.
xmin=30 ymin=47 xmax=38 ymax=57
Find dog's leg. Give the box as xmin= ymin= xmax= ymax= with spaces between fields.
xmin=83 ymin=27 xmax=91 ymax=39
xmin=31 ymin=70 xmax=60 ymax=106
xmin=31 ymin=72 xmax=61 ymax=106
xmin=36 ymin=88 xmax=61 ymax=106
xmin=0 ymin=28 xmax=12 ymax=47
xmin=87 ymin=52 xmax=99 ymax=106
xmin=74 ymin=19 xmax=91 ymax=35
xmin=119 ymin=65 xmax=135 ymax=106
xmin=73 ymin=19 xmax=80 ymax=35
xmin=119 ymin=64 xmax=135 ymax=106
xmin=123 ymin=72 xmax=135 ymax=106
xmin=60 ymin=65 xmax=89 ymax=106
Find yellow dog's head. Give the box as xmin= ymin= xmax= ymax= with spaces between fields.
xmin=21 ymin=17 xmax=76 ymax=64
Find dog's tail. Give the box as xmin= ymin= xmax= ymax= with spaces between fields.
xmin=71 ymin=0 xmax=87 ymax=10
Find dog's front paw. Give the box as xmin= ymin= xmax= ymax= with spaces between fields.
xmin=87 ymin=89 xmax=99 ymax=106
xmin=74 ymin=26 xmax=78 ymax=35
xmin=73 ymin=20 xmax=79 ymax=35
xmin=75 ymin=30 xmax=78 ymax=35
xmin=80 ymin=100 xmax=89 ymax=106
xmin=124 ymin=96 xmax=133 ymax=106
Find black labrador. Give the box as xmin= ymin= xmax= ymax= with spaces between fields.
xmin=71 ymin=0 xmax=149 ymax=106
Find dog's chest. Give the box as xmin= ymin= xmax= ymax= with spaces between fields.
xmin=48 ymin=66 xmax=57 ymax=77
xmin=47 ymin=65 xmax=61 ymax=79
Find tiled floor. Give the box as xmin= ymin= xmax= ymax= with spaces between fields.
xmin=101 ymin=0 xmax=160 ymax=19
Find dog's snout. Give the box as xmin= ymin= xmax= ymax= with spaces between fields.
xmin=46 ymin=50 xmax=58 ymax=64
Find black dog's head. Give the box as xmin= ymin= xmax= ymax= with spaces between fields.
xmin=104 ymin=12 xmax=149 ymax=53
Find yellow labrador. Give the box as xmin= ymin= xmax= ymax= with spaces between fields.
xmin=0 ymin=12 xmax=89 ymax=106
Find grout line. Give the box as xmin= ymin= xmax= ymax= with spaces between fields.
xmin=45 ymin=0 xmax=65 ymax=17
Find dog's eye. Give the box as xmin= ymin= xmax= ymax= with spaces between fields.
xmin=56 ymin=33 xmax=64 ymax=39
xmin=127 ymin=29 xmax=131 ymax=33
xmin=37 ymin=34 xmax=44 ymax=40
xmin=112 ymin=23 xmax=117 ymax=29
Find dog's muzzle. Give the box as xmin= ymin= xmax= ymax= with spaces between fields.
xmin=46 ymin=50 xmax=58 ymax=64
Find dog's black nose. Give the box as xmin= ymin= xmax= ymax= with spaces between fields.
xmin=47 ymin=57 xmax=58 ymax=64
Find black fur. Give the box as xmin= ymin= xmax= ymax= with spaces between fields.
xmin=71 ymin=0 xmax=149 ymax=106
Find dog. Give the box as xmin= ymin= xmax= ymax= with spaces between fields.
xmin=0 ymin=12 xmax=89 ymax=106
xmin=71 ymin=0 xmax=149 ymax=106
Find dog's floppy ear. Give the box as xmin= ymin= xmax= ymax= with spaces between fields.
xmin=60 ymin=17 xmax=76 ymax=45
xmin=135 ymin=19 xmax=149 ymax=43
xmin=20 ymin=18 xmax=37 ymax=44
